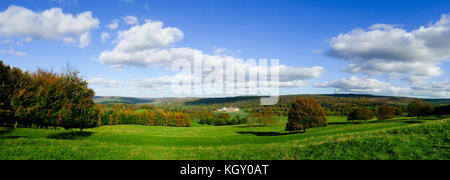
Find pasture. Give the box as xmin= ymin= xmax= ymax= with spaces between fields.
xmin=0 ymin=116 xmax=448 ymax=160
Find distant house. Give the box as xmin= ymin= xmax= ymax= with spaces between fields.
xmin=216 ymin=107 xmax=240 ymax=113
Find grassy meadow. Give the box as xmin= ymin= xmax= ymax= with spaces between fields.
xmin=0 ymin=115 xmax=448 ymax=160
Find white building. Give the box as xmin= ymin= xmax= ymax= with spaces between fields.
xmin=216 ymin=107 xmax=240 ymax=113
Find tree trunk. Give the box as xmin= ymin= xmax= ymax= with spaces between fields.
xmin=80 ymin=128 xmax=83 ymax=133
xmin=14 ymin=121 xmax=18 ymax=129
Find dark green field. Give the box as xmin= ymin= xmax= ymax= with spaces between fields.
xmin=1 ymin=116 xmax=448 ymax=160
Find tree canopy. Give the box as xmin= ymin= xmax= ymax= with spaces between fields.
xmin=286 ymin=97 xmax=327 ymax=132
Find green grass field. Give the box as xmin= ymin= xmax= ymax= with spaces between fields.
xmin=0 ymin=116 xmax=449 ymax=160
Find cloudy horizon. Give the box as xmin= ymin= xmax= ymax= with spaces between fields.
xmin=1 ymin=0 xmax=449 ymax=99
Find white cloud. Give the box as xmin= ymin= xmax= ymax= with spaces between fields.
xmin=100 ymin=32 xmax=110 ymax=43
xmin=214 ymin=47 xmax=227 ymax=55
xmin=97 ymin=18 xmax=324 ymax=94
xmin=78 ymin=32 xmax=90 ymax=48
xmin=122 ymin=16 xmax=138 ymax=25
xmin=327 ymin=14 xmax=450 ymax=81
xmin=114 ymin=20 xmax=183 ymax=52
xmin=88 ymin=78 xmax=121 ymax=88
xmin=315 ymin=76 xmax=450 ymax=98
xmin=0 ymin=5 xmax=99 ymax=48
xmin=0 ymin=48 xmax=27 ymax=56
xmin=107 ymin=19 xmax=119 ymax=30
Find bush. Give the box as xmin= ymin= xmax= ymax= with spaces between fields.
xmin=238 ymin=117 xmax=248 ymax=124
xmin=285 ymin=97 xmax=327 ymax=132
xmin=207 ymin=118 xmax=215 ymax=125
xmin=199 ymin=118 xmax=207 ymax=124
xmin=214 ymin=118 xmax=226 ymax=126
xmin=230 ymin=118 xmax=238 ymax=125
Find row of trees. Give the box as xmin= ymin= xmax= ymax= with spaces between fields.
xmin=101 ymin=108 xmax=191 ymax=127
xmin=0 ymin=61 xmax=101 ymax=132
xmin=347 ymin=100 xmax=447 ymax=121
xmin=347 ymin=105 xmax=394 ymax=121
xmin=283 ymin=97 xmax=450 ymax=133
xmin=199 ymin=113 xmax=248 ymax=126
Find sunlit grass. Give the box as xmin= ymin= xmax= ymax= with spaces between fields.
xmin=0 ymin=116 xmax=448 ymax=160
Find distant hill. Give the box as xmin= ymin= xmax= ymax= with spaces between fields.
xmin=94 ymin=94 xmax=450 ymax=106
xmin=94 ymin=96 xmax=200 ymax=105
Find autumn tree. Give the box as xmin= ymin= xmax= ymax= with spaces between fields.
xmin=0 ymin=61 xmax=13 ymax=126
xmin=376 ymin=105 xmax=395 ymax=121
xmin=348 ymin=106 xmax=373 ymax=121
xmin=286 ymin=97 xmax=327 ymax=132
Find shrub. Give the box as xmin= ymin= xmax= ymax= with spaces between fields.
xmin=214 ymin=118 xmax=226 ymax=126
xmin=199 ymin=118 xmax=207 ymax=124
xmin=285 ymin=97 xmax=327 ymax=132
xmin=238 ymin=117 xmax=248 ymax=124
xmin=207 ymin=118 xmax=215 ymax=125
xmin=230 ymin=118 xmax=238 ymax=125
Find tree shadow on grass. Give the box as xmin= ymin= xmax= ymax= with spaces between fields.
xmin=237 ymin=131 xmax=304 ymax=136
xmin=403 ymin=120 xmax=425 ymax=124
xmin=233 ymin=125 xmax=272 ymax=128
xmin=0 ymin=128 xmax=14 ymax=136
xmin=47 ymin=131 xmax=94 ymax=140
xmin=328 ymin=122 xmax=353 ymax=125
xmin=0 ymin=136 xmax=26 ymax=139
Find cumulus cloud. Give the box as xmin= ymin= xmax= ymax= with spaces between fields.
xmin=113 ymin=20 xmax=183 ymax=52
xmin=88 ymin=78 xmax=121 ymax=88
xmin=122 ymin=15 xmax=138 ymax=25
xmin=327 ymin=14 xmax=450 ymax=81
xmin=315 ymin=76 xmax=450 ymax=98
xmin=97 ymin=18 xmax=324 ymax=94
xmin=107 ymin=19 xmax=119 ymax=30
xmin=0 ymin=48 xmax=27 ymax=56
xmin=78 ymin=32 xmax=90 ymax=48
xmin=0 ymin=5 xmax=99 ymax=48
xmin=100 ymin=32 xmax=110 ymax=43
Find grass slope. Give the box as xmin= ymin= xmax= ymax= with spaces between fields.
xmin=0 ymin=116 xmax=448 ymax=160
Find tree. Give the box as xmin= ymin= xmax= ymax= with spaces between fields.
xmin=285 ymin=97 xmax=327 ymax=132
xmin=347 ymin=106 xmax=373 ymax=121
xmin=230 ymin=118 xmax=238 ymax=125
xmin=213 ymin=113 xmax=230 ymax=126
xmin=199 ymin=118 xmax=208 ymax=124
xmin=407 ymin=100 xmax=433 ymax=119
xmin=0 ymin=61 xmax=13 ymax=126
xmin=376 ymin=105 xmax=395 ymax=121
xmin=435 ymin=105 xmax=450 ymax=116
xmin=58 ymin=69 xmax=99 ymax=132
xmin=238 ymin=117 xmax=248 ymax=124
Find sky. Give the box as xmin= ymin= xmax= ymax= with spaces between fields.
xmin=0 ymin=0 xmax=449 ymax=98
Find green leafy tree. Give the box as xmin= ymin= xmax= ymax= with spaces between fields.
xmin=347 ymin=106 xmax=373 ymax=121
xmin=58 ymin=69 xmax=99 ymax=132
xmin=286 ymin=98 xmax=327 ymax=132
xmin=0 ymin=61 xmax=13 ymax=126
xmin=407 ymin=100 xmax=434 ymax=119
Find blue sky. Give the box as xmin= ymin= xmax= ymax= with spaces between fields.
xmin=1 ymin=0 xmax=449 ymax=98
